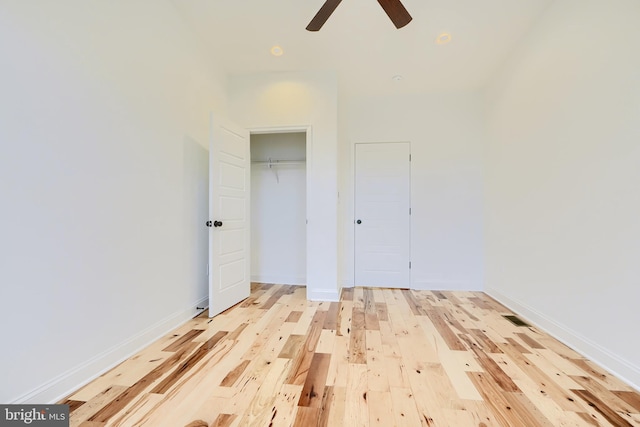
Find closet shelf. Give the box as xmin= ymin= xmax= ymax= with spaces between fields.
xmin=251 ymin=158 xmax=305 ymax=166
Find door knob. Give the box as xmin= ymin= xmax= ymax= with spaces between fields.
xmin=356 ymin=219 xmax=362 ymax=224
xmin=214 ymin=220 xmax=223 ymax=227
xmin=206 ymin=220 xmax=212 ymax=227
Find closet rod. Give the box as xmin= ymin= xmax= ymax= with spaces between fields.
xmin=251 ymin=159 xmax=305 ymax=165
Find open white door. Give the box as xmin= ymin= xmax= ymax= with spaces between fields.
xmin=208 ymin=115 xmax=250 ymax=317
xmin=354 ymin=142 xmax=411 ymax=288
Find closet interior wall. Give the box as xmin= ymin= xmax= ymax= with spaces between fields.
xmin=250 ymin=133 xmax=307 ymax=285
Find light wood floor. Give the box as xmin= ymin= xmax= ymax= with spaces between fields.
xmin=61 ymin=284 xmax=640 ymax=426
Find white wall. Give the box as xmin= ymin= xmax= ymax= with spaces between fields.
xmin=341 ymin=93 xmax=485 ymax=290
xmin=250 ymin=133 xmax=306 ymax=284
xmin=484 ymin=0 xmax=640 ymax=388
xmin=228 ymin=72 xmax=340 ymax=301
xmin=0 ymin=1 xmax=226 ymax=403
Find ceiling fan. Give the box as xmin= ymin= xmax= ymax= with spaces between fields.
xmin=306 ymin=0 xmax=412 ymax=31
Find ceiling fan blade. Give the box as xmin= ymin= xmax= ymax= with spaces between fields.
xmin=377 ymin=0 xmax=412 ymax=29
xmin=306 ymin=0 xmax=343 ymax=31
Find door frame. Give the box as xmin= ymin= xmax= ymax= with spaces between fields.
xmin=249 ymin=125 xmax=312 ymax=287
xmin=352 ymin=141 xmax=412 ymax=288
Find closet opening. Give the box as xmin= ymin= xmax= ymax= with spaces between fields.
xmin=250 ymin=131 xmax=307 ymax=286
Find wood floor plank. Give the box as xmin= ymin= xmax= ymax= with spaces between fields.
xmin=375 ymin=302 xmax=389 ymax=322
xmin=349 ymin=328 xmax=367 ymax=364
xmin=502 ymin=391 xmax=555 ymax=427
xmin=271 ymin=383 xmax=303 ymax=427
xmin=382 ymin=352 xmax=412 ymax=389
xmin=62 ymin=399 xmax=85 ymax=414
xmin=363 ymin=287 xmax=376 ymax=313
xmin=260 ymin=284 xmax=295 ymax=309
xmin=162 ymin=329 xmax=205 ymax=352
xmin=298 ymin=353 xmax=332 ymax=408
xmin=323 ymin=302 xmax=340 ymax=330
xmin=69 ymin=386 xmax=128 ymax=426
xmin=572 ymin=388 xmax=635 ymax=427
xmin=286 ymin=310 xmax=327 ymax=385
xmin=279 ymin=334 xmax=306 ymax=359
xmin=478 ymin=293 xmax=511 ymax=313
xmin=401 ymin=289 xmax=428 ymax=316
xmin=468 ymin=296 xmax=493 ymax=310
xmin=571 ymin=374 xmax=639 ymax=416
xmin=367 ymin=390 xmax=395 ymax=426
xmin=438 ymin=346 xmax=484 ymax=401
xmin=237 ymin=357 xmax=292 ymax=425
xmin=239 ymin=302 xmax=294 ymax=360
xmin=398 ymin=314 xmax=439 ymax=365
xmin=614 ymin=390 xmax=640 ymax=412
xmin=569 ymin=358 xmax=636 ymax=391
xmin=286 ymin=310 xmax=303 ymax=323
xmin=363 ymin=288 xmax=380 ymax=331
xmin=505 ymin=336 xmax=532 ymax=354
xmin=325 ymin=334 xmax=349 ymax=387
xmin=292 ymin=305 xmax=321 ymax=335
xmin=575 ymin=411 xmax=604 ymax=426
xmin=336 ymin=300 xmax=352 ymax=337
xmin=211 ymin=413 xmax=236 ymax=427
xmin=468 ymin=328 xmax=503 ymax=353
xmin=345 ymin=364 xmax=369 ymax=426
xmin=317 ymin=385 xmax=340 ymax=427
xmin=522 ymin=350 xmax=585 ymax=390
xmin=151 ymin=331 xmax=228 ymax=394
xmin=353 ymin=287 xmax=365 ymax=309
xmin=123 ymin=339 xmax=239 ymax=426
xmin=468 ymin=372 xmax=536 ymax=427
xmin=87 ymin=343 xmax=199 ymax=423
xmin=495 ymin=339 xmax=587 ymax=412
xmin=365 ymin=330 xmax=390 ymax=392
xmin=219 ymin=359 xmax=251 ymax=387
xmin=460 ymin=335 xmax=521 ymax=393
xmin=67 ymin=343 xmax=170 ymax=400
xmin=315 ymin=328 xmax=336 ymax=354
xmin=349 ymin=306 xmax=367 ymax=364
xmin=106 ymin=391 xmax=163 ymax=426
xmin=515 ymin=331 xmax=545 ymax=350
xmin=293 ymin=406 xmax=319 ymax=427
xmin=457 ymin=400 xmax=503 ymax=427
xmin=404 ymin=366 xmax=448 ymax=425
xmin=425 ymin=307 xmax=467 ymax=351
xmin=389 ymin=387 xmax=423 ymax=427
xmin=57 ymin=284 xmax=640 ymax=426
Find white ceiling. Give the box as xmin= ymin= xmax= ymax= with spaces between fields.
xmin=172 ymin=0 xmax=554 ymax=97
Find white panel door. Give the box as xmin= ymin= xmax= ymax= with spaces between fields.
xmin=354 ymin=142 xmax=410 ymax=288
xmin=209 ymin=116 xmax=250 ymax=317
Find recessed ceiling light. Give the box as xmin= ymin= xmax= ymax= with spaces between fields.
xmin=270 ymin=45 xmax=284 ymax=56
xmin=392 ymin=75 xmax=404 ymax=81
xmin=436 ymin=33 xmax=452 ymax=45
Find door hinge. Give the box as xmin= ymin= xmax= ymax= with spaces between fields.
xmin=409 ymin=154 xmax=411 ymax=161
xmin=409 ymin=207 xmax=411 ymax=215
xmin=409 ymin=262 xmax=412 ymax=269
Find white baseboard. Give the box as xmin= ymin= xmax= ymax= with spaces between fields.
xmin=486 ymin=288 xmax=640 ymax=392
xmin=411 ymin=280 xmax=483 ymax=291
xmin=307 ymin=287 xmax=341 ymax=302
xmin=251 ymin=275 xmax=306 ymax=286
xmin=12 ymin=296 xmax=209 ymax=404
